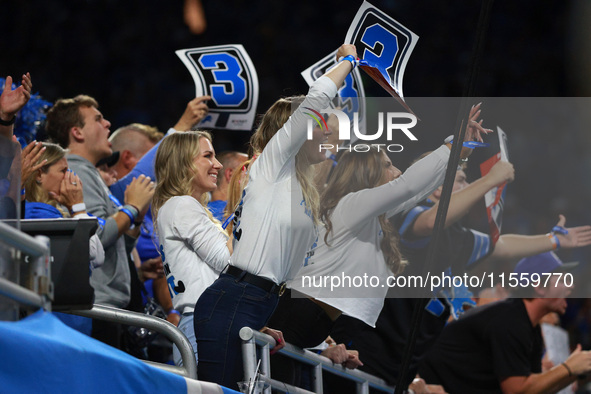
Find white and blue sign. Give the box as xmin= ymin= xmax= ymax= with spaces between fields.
xmin=176 ymin=44 xmax=259 ymax=131
xmin=345 ymin=1 xmax=419 ymax=100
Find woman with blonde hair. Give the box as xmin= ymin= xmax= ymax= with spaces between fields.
xmin=23 ymin=142 xmax=87 ymax=219
xmin=194 ymin=44 xmax=358 ymax=388
xmin=151 ymin=130 xmax=229 ymax=368
xmin=23 ymin=141 xmax=103 ymax=334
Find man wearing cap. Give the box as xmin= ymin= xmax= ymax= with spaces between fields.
xmin=418 ymin=251 xmax=591 ymax=394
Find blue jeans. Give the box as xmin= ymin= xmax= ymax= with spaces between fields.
xmin=194 ymin=274 xmax=279 ymax=390
xmin=173 ymin=313 xmax=197 ymax=368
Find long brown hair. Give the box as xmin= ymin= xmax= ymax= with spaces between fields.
xmin=249 ymin=96 xmax=319 ymax=223
xmin=320 ymin=146 xmax=406 ymax=274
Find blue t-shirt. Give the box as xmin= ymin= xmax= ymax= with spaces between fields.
xmin=207 ymin=199 xmax=227 ymax=222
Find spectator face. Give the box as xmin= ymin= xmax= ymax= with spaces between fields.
xmin=191 ymin=137 xmax=223 ymax=196
xmin=301 ymin=125 xmax=331 ymax=164
xmin=38 ymin=158 xmax=68 ymax=196
xmin=379 ymin=152 xmax=402 ymax=185
xmin=97 ymin=164 xmax=118 ymax=187
xmin=79 ymin=106 xmax=112 ymax=161
xmin=453 ymin=170 xmax=469 ymax=192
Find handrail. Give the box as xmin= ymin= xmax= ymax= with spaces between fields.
xmin=240 ymin=327 xmax=395 ymax=394
xmin=0 ymin=277 xmax=45 ymax=309
xmin=0 ymin=220 xmax=48 ymax=258
xmin=69 ymin=304 xmax=197 ymax=379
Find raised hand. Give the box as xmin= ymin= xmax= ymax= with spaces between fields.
xmin=124 ymin=174 xmax=155 ymax=212
xmin=20 ymin=141 xmax=47 ymax=188
xmin=555 ymin=215 xmax=591 ymax=249
xmin=0 ymin=73 xmax=32 ymax=121
xmin=464 ymin=102 xmax=492 ymax=143
xmin=485 ymin=160 xmax=515 ymax=187
xmin=173 ymin=95 xmax=211 ymax=131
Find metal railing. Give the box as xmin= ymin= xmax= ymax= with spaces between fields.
xmin=0 ymin=221 xmax=51 ymax=311
xmin=69 ymin=304 xmax=197 ymax=379
xmin=240 ymin=327 xmax=395 ymax=394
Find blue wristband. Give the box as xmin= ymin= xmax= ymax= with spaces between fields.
xmin=120 ymin=208 xmax=135 ymax=225
xmin=447 ymin=139 xmax=490 ymax=149
xmin=552 ymin=226 xmax=569 ymax=235
xmin=341 ymin=55 xmax=358 ymax=69
xmin=168 ymin=309 xmax=180 ymax=316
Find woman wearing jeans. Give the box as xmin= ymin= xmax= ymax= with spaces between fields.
xmin=194 ymin=44 xmax=359 ymax=389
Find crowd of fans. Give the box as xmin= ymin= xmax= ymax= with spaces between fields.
xmin=2 ymin=1 xmax=591 ymax=393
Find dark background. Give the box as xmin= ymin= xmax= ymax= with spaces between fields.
xmin=2 ymin=0 xmax=591 ymax=346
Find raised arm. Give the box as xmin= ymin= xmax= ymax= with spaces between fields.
xmin=0 ymin=73 xmax=32 ymax=139
xmin=412 ymin=160 xmax=514 ymax=237
xmin=488 ymin=215 xmax=591 ymax=263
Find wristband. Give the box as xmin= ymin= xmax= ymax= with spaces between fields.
xmin=122 ymin=204 xmax=139 ymax=218
xmin=71 ymin=202 xmax=86 ymax=214
xmin=339 ymin=55 xmax=358 ymax=69
xmin=120 ymin=208 xmax=136 ymax=225
xmin=546 ymin=233 xmax=560 ymax=250
xmin=562 ymin=362 xmax=573 ymax=377
xmin=168 ymin=309 xmax=180 ymax=316
xmin=0 ymin=115 xmax=16 ymax=126
xmin=445 ymin=138 xmax=490 ymax=149
xmin=551 ymin=225 xmax=569 ymax=235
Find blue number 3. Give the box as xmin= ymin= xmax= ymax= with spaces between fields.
xmin=199 ymin=53 xmax=247 ymax=107
xmin=360 ymin=24 xmax=399 ymax=85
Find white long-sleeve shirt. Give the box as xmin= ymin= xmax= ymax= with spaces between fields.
xmin=157 ymin=196 xmax=230 ymax=314
xmin=290 ymin=145 xmax=451 ymax=326
xmin=229 ymin=76 xmax=338 ymax=284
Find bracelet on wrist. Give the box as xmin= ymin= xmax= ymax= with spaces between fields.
xmin=339 ymin=55 xmax=358 ymax=70
xmin=546 ymin=233 xmax=560 ymax=250
xmin=562 ymin=362 xmax=573 ymax=377
xmin=0 ymin=115 xmax=16 ymax=126
xmin=168 ymin=309 xmax=180 ymax=316
xmin=120 ymin=205 xmax=138 ymax=226
xmin=71 ymin=202 xmax=86 ymax=214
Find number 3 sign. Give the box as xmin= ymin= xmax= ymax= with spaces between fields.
xmin=176 ymin=44 xmax=259 ymax=131
xmin=346 ymin=1 xmax=418 ymax=101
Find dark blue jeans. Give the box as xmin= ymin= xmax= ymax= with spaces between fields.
xmin=194 ymin=274 xmax=279 ymax=390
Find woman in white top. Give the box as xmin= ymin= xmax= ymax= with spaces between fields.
xmin=281 ymin=105 xmax=489 ymax=347
xmin=194 ymin=44 xmax=358 ymax=389
xmin=152 ymin=131 xmax=229 ymax=369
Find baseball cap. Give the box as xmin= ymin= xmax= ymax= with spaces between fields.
xmin=96 ymin=151 xmax=120 ymax=168
xmin=513 ymin=251 xmax=578 ymax=276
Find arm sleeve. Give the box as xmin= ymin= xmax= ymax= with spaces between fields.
xmin=70 ymin=162 xmax=120 ymax=248
xmin=254 ymin=76 xmax=338 ymax=182
xmin=172 ymin=199 xmax=230 ymax=273
xmin=337 ymin=146 xmax=450 ymax=231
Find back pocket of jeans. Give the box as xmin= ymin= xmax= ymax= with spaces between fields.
xmin=194 ymin=287 xmax=225 ymax=325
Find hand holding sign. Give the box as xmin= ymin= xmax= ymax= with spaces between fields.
xmin=345 ymin=1 xmax=419 ymax=114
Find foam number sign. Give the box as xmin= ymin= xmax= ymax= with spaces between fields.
xmin=176 ymin=45 xmax=259 ymax=130
xmin=345 ymin=1 xmax=418 ymax=106
xmin=301 ymin=50 xmax=367 ymax=135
